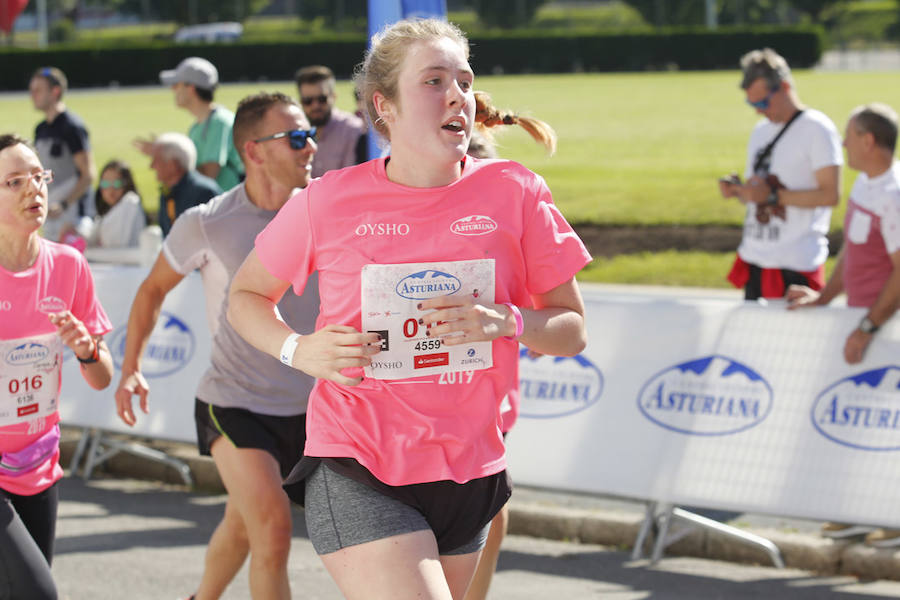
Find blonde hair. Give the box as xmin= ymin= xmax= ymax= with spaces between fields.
xmin=474 ymin=90 xmax=557 ymax=155
xmin=354 ymin=18 xmax=469 ymax=140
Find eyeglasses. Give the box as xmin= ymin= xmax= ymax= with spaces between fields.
xmin=99 ymin=179 xmax=124 ymax=189
xmin=253 ymin=128 xmax=317 ymax=150
xmin=301 ymin=94 xmax=329 ymax=106
xmin=2 ymin=170 xmax=53 ymax=191
xmin=746 ymin=86 xmax=780 ymax=110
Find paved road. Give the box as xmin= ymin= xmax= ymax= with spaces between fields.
xmin=50 ymin=476 xmax=900 ymax=600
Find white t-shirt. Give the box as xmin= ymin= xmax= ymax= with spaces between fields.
xmin=738 ymin=109 xmax=843 ymax=270
xmin=86 ymin=191 xmax=145 ymax=248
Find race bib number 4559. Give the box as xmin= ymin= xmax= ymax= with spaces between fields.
xmin=361 ymin=259 xmax=495 ymax=380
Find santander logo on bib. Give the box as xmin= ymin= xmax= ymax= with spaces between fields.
xmin=37 ymin=296 xmax=67 ymax=314
xmin=451 ymin=215 xmax=498 ymax=236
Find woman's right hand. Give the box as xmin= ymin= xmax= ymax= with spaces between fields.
xmin=291 ymin=325 xmax=383 ymax=386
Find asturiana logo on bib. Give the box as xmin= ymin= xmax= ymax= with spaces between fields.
xmin=6 ymin=342 xmax=50 ymax=366
xmin=109 ymin=311 xmax=195 ymax=377
xmin=450 ymin=215 xmax=498 ymax=236
xmin=519 ymin=351 xmax=604 ymax=418
xmin=811 ymin=366 xmax=900 ymax=451
xmin=637 ymin=355 xmax=773 ymax=436
xmin=395 ymin=270 xmax=461 ymax=300
xmin=37 ymin=296 xmax=67 ymax=314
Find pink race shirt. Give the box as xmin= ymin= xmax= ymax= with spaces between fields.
xmin=0 ymin=239 xmax=111 ymax=495
xmin=256 ymin=157 xmax=591 ymax=486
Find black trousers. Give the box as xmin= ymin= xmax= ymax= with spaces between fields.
xmin=0 ymin=484 xmax=58 ymax=600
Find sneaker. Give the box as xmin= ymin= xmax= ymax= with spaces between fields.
xmin=865 ymin=529 xmax=900 ymax=548
xmin=821 ymin=522 xmax=876 ymax=538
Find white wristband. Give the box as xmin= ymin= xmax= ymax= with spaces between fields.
xmin=279 ymin=333 xmax=301 ymax=367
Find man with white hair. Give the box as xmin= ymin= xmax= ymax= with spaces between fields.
xmin=150 ymin=132 xmax=221 ymax=236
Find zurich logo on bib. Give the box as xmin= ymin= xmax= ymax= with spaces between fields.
xmin=395 ymin=270 xmax=462 ymax=300
xmin=637 ymin=355 xmax=773 ymax=436
xmin=519 ymin=350 xmax=604 ymax=418
xmin=811 ymin=365 xmax=900 ymax=451
xmin=109 ymin=311 xmax=195 ymax=377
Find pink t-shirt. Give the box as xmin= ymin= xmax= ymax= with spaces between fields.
xmin=256 ymin=157 xmax=591 ymax=486
xmin=844 ymin=164 xmax=900 ymax=308
xmin=0 ymin=239 xmax=111 ymax=495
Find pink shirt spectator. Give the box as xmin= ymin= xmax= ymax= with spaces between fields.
xmin=0 ymin=239 xmax=111 ymax=495
xmin=843 ymin=163 xmax=900 ymax=308
xmin=256 ymin=156 xmax=591 ymax=486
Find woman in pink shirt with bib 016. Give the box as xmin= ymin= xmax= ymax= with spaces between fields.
xmin=228 ymin=18 xmax=590 ymax=600
xmin=0 ymin=134 xmax=113 ymax=600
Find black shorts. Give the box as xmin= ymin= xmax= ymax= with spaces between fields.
xmin=294 ymin=456 xmax=511 ymax=554
xmin=194 ymin=398 xmax=306 ymax=479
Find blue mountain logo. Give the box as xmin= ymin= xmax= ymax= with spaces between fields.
xmin=519 ymin=350 xmax=604 ymax=418
xmin=395 ymin=270 xmax=462 ymax=300
xmin=109 ymin=311 xmax=195 ymax=377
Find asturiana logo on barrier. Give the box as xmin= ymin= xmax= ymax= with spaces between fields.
xmin=109 ymin=312 xmax=195 ymax=377
xmin=811 ymin=366 xmax=900 ymax=451
xmin=636 ymin=355 xmax=773 ymax=436
xmin=6 ymin=342 xmax=50 ymax=366
xmin=519 ymin=350 xmax=603 ymax=418
xmin=395 ymin=270 xmax=461 ymax=300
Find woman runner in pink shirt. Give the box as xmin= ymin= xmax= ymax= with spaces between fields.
xmin=0 ymin=134 xmax=113 ymax=599
xmin=228 ymin=18 xmax=590 ymax=599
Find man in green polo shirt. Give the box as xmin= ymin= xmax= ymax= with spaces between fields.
xmin=136 ymin=57 xmax=244 ymax=191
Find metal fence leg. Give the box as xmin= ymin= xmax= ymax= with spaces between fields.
xmin=650 ymin=503 xmax=674 ymax=564
xmin=68 ymin=427 xmax=92 ymax=475
xmin=631 ymin=501 xmax=657 ymax=560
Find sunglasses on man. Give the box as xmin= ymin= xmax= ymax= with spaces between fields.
xmin=301 ymin=94 xmax=329 ymax=106
xmin=746 ymin=85 xmax=780 ymax=111
xmin=253 ymin=128 xmax=317 ymax=150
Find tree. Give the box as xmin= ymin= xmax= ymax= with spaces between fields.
xmin=473 ymin=0 xmax=549 ymax=29
xmin=296 ymin=0 xmax=367 ymax=28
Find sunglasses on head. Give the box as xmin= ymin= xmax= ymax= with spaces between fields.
xmin=99 ymin=179 xmax=124 ymax=189
xmin=301 ymin=94 xmax=329 ymax=106
xmin=254 ymin=128 xmax=317 ymax=150
xmin=746 ymin=85 xmax=780 ymax=111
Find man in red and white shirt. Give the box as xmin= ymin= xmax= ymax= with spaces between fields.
xmin=788 ymin=102 xmax=900 ymax=363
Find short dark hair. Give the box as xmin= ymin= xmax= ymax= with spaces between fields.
xmin=31 ymin=66 xmax=68 ymax=97
xmin=0 ymin=133 xmax=30 ymax=153
xmin=850 ymin=103 xmax=899 ymax=153
xmin=739 ymin=48 xmax=792 ymax=91
xmin=233 ymin=92 xmax=301 ymax=158
xmin=295 ymin=65 xmax=335 ymax=88
xmin=194 ymin=85 xmax=214 ymax=103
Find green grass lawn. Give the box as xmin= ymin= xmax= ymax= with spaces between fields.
xmin=0 ymin=70 xmax=893 ymax=287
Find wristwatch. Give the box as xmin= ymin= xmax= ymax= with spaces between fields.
xmin=765 ymin=189 xmax=780 ymax=207
xmin=77 ymin=339 xmax=100 ymax=364
xmin=858 ymin=316 xmax=880 ymax=335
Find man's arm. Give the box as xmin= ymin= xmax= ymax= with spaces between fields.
xmin=64 ymin=149 xmax=97 ymax=208
xmin=788 ymin=246 xmax=846 ymax=309
xmin=113 ymin=252 xmax=186 ymax=425
xmin=845 ymin=250 xmax=900 ymax=364
xmin=744 ymin=165 xmax=841 ymax=208
xmin=197 ymin=162 xmax=222 ymax=180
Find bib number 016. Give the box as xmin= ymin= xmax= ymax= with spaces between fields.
xmin=8 ymin=375 xmax=42 ymax=395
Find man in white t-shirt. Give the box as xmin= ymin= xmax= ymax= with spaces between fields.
xmin=719 ymin=48 xmax=843 ymax=300
xmin=787 ymin=103 xmax=900 ymax=547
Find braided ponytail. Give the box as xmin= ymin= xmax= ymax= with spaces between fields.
xmin=473 ymin=90 xmax=557 ymax=155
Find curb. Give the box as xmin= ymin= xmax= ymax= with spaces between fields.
xmin=59 ymin=430 xmax=900 ymax=582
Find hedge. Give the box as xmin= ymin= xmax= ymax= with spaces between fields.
xmin=0 ymin=26 xmax=822 ymax=90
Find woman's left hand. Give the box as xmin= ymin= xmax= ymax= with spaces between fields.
xmin=418 ymin=292 xmax=513 ymax=346
xmin=48 ymin=311 xmax=96 ymax=360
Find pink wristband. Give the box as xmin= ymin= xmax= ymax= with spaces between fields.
xmin=502 ymin=303 xmax=523 ymax=340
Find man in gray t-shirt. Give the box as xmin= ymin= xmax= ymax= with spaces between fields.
xmin=113 ymin=93 xmax=317 ymax=599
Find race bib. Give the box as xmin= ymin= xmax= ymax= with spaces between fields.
xmin=361 ymin=259 xmax=495 ymax=380
xmin=0 ymin=333 xmax=62 ymax=427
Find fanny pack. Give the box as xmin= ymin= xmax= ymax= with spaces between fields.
xmin=0 ymin=424 xmax=60 ymax=477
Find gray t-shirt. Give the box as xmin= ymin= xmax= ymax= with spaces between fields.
xmin=162 ymin=183 xmax=318 ymax=416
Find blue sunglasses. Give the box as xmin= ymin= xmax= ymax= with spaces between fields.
xmin=254 ymin=127 xmax=317 ymax=150
xmin=746 ymin=86 xmax=779 ymax=110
